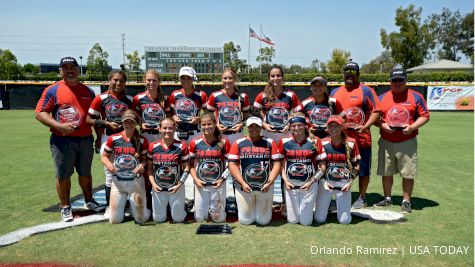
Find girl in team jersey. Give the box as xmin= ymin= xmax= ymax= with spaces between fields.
xmin=279 ymin=112 xmax=327 ymax=226
xmin=314 ymin=115 xmax=360 ymax=225
xmin=132 ymin=69 xmax=169 ymax=143
xmin=300 ymin=76 xmax=336 ymax=139
xmin=147 ymin=117 xmax=189 ymax=223
xmin=101 ymin=110 xmax=151 ymax=224
xmin=207 ymin=68 xmax=250 ymax=143
xmin=87 ymin=70 xmax=133 ymax=210
xmin=228 ymin=116 xmax=281 ymax=225
xmin=189 ymin=112 xmax=231 ymax=222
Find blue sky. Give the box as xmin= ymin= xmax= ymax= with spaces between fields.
xmin=0 ymin=0 xmax=473 ymax=68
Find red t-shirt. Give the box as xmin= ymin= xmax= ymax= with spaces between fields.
xmin=35 ymin=80 xmax=95 ymax=137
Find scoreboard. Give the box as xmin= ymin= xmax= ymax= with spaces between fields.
xmin=145 ymin=46 xmax=224 ymax=74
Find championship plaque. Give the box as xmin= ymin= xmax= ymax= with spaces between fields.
xmin=218 ymin=106 xmax=242 ymax=128
xmin=309 ymin=105 xmax=332 ymax=128
xmin=55 ymin=104 xmax=82 ymax=128
xmin=387 ymin=106 xmax=410 ymax=130
xmin=105 ymin=102 xmax=128 ymax=124
xmin=154 ymin=165 xmax=179 ymax=191
xmin=325 ymin=165 xmax=352 ymax=190
xmin=265 ymin=107 xmax=289 ymax=131
xmin=113 ymin=154 xmax=138 ymax=179
xmin=175 ymin=97 xmax=197 ymax=122
xmin=197 ymin=160 xmax=222 ymax=186
xmin=344 ymin=107 xmax=365 ymax=129
xmin=243 ymin=163 xmax=268 ymax=190
xmin=286 ymin=162 xmax=313 ymax=189
xmin=143 ymin=104 xmax=166 ymax=128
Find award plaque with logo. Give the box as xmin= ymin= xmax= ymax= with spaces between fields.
xmin=113 ymin=155 xmax=138 ymax=180
xmin=218 ymin=106 xmax=243 ymax=129
xmin=309 ymin=105 xmax=332 ymax=130
xmin=143 ymin=104 xmax=166 ymax=128
xmin=105 ymin=102 xmax=128 ymax=124
xmin=154 ymin=165 xmax=179 ymax=191
xmin=265 ymin=107 xmax=289 ymax=131
xmin=286 ymin=162 xmax=313 ymax=189
xmin=55 ymin=104 xmax=82 ymax=128
xmin=387 ymin=106 xmax=410 ymax=130
xmin=344 ymin=107 xmax=365 ymax=129
xmin=197 ymin=160 xmax=222 ymax=186
xmin=175 ymin=97 xmax=198 ymax=122
xmin=325 ymin=165 xmax=353 ymax=191
xmin=243 ymin=162 xmax=269 ymax=190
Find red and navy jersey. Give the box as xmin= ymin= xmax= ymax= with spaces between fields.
xmin=35 ymin=80 xmax=95 ymax=137
xmin=321 ymin=137 xmax=360 ymax=166
xmin=189 ymin=135 xmax=231 ymax=183
xmin=330 ymin=83 xmax=382 ymax=148
xmin=104 ymin=132 xmax=148 ymax=157
xmin=253 ymin=89 xmax=301 ymax=113
xmin=278 ymin=136 xmax=327 ymax=185
xmin=88 ymin=92 xmax=133 ymax=135
xmin=147 ymin=140 xmax=189 ymax=189
xmin=228 ymin=137 xmax=280 ymax=188
xmin=379 ymin=88 xmax=430 ymax=142
xmin=301 ymin=96 xmax=336 ymax=139
xmin=207 ymin=89 xmax=250 ymax=112
xmin=168 ymin=88 xmax=208 ymax=132
xmin=132 ymin=91 xmax=170 ymax=116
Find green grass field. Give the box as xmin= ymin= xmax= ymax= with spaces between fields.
xmin=0 ymin=110 xmax=473 ymax=267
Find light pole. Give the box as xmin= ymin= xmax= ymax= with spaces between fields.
xmin=79 ymin=56 xmax=83 ymax=76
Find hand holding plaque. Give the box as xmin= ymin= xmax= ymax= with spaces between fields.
xmin=175 ymin=97 xmax=198 ymax=122
xmin=197 ymin=160 xmax=222 ymax=186
xmin=309 ymin=105 xmax=332 ymax=130
xmin=218 ymin=106 xmax=243 ymax=129
xmin=344 ymin=107 xmax=365 ymax=129
xmin=265 ymin=107 xmax=289 ymax=131
xmin=154 ymin=165 xmax=179 ymax=191
xmin=143 ymin=105 xmax=165 ymax=128
xmin=286 ymin=162 xmax=313 ymax=189
xmin=325 ymin=165 xmax=353 ymax=191
xmin=105 ymin=102 xmax=128 ymax=124
xmin=56 ymin=104 xmax=82 ymax=129
xmin=387 ymin=106 xmax=410 ymax=130
xmin=243 ymin=162 xmax=269 ymax=191
xmin=113 ymin=155 xmax=139 ymax=180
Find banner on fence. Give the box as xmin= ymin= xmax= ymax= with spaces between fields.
xmin=427 ymin=86 xmax=474 ymax=110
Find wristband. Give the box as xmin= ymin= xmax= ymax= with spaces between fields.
xmin=221 ymin=168 xmax=230 ymax=180
xmin=95 ymin=120 xmax=107 ymax=128
xmin=179 ymin=171 xmax=189 ymax=183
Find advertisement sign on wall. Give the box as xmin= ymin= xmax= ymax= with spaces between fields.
xmin=427 ymin=86 xmax=474 ymax=110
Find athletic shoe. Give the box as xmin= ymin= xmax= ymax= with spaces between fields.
xmin=103 ymin=206 xmax=110 ymax=219
xmin=61 ymin=206 xmax=73 ymax=222
xmin=351 ymin=197 xmax=367 ymax=209
xmin=401 ymin=201 xmax=412 ymax=214
xmin=328 ymin=200 xmax=337 ymax=213
xmin=84 ymin=199 xmax=106 ymax=212
xmin=374 ymin=198 xmax=392 ymax=207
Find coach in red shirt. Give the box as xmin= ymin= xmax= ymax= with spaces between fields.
xmin=374 ymin=68 xmax=430 ymax=213
xmin=35 ymin=57 xmax=104 ymax=222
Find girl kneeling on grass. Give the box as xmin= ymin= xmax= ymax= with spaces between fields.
xmin=101 ymin=109 xmax=151 ymax=224
xmin=147 ymin=118 xmax=189 ymax=223
xmin=314 ymin=115 xmax=360 ymax=225
xmin=189 ymin=112 xmax=231 ymax=222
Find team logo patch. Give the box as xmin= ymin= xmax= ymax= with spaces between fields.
xmin=309 ymin=105 xmax=332 ymax=127
xmin=218 ymin=106 xmax=242 ymax=128
xmin=143 ymin=104 xmax=165 ymax=128
xmin=244 ymin=163 xmax=268 ymax=190
xmin=286 ymin=162 xmax=313 ymax=188
xmin=175 ymin=97 xmax=198 ymax=121
xmin=113 ymin=155 xmax=138 ymax=179
xmin=105 ymin=102 xmax=128 ymax=123
xmin=55 ymin=104 xmax=81 ymax=128
xmin=197 ymin=160 xmax=222 ymax=185
xmin=266 ymin=107 xmax=289 ymax=131
xmin=154 ymin=165 xmax=179 ymax=189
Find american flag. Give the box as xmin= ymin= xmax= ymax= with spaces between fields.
xmin=261 ymin=32 xmax=275 ymax=46
xmin=249 ymin=27 xmax=261 ymax=40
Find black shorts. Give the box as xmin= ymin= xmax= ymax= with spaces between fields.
xmin=50 ymin=134 xmax=94 ymax=180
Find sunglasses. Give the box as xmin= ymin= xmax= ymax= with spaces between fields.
xmin=391 ymin=78 xmax=406 ymax=83
xmin=344 ymin=69 xmax=358 ymax=74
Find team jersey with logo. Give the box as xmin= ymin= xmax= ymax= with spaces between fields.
xmin=168 ymin=88 xmax=208 ymax=132
xmin=104 ymin=132 xmax=148 ymax=179
xmin=228 ymin=137 xmax=281 ymax=188
xmin=330 ymin=83 xmax=382 ymax=148
xmin=301 ymin=96 xmax=336 ymax=139
xmin=189 ymin=135 xmax=231 ymax=184
xmin=321 ymin=137 xmax=360 ymax=184
xmin=207 ymin=89 xmax=250 ymax=128
xmin=379 ymin=89 xmax=430 ymax=143
xmin=253 ymin=89 xmax=301 ymax=113
xmin=278 ymin=136 xmax=327 ymax=186
xmin=132 ymin=91 xmax=169 ymax=132
xmin=88 ymin=92 xmax=133 ymax=136
xmin=35 ymin=80 xmax=95 ymax=137
xmin=147 ymin=140 xmax=189 ymax=189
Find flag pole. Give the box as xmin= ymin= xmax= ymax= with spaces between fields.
xmin=259 ymin=23 xmax=262 ymax=74
xmin=248 ymin=23 xmax=251 ymax=74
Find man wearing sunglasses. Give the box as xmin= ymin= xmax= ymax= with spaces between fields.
xmin=330 ymin=61 xmax=382 ymax=209
xmin=374 ymin=68 xmax=430 ymax=213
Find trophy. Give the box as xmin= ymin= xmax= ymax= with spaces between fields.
xmin=344 ymin=107 xmax=365 ymax=129
xmin=265 ymin=107 xmax=289 ymax=131
xmin=243 ymin=162 xmax=269 ymax=190
xmin=175 ymin=97 xmax=198 ymax=122
xmin=208 ymin=189 xmax=224 ymax=222
xmin=325 ymin=165 xmax=352 ymax=190
xmin=113 ymin=154 xmax=138 ymax=179
xmin=154 ymin=165 xmax=179 ymax=191
xmin=105 ymin=102 xmax=128 ymax=124
xmin=142 ymin=104 xmax=166 ymax=128
xmin=218 ymin=106 xmax=243 ymax=129
xmin=197 ymin=160 xmax=222 ymax=186
xmin=286 ymin=162 xmax=313 ymax=189
xmin=55 ymin=104 xmax=82 ymax=128
xmin=309 ymin=105 xmax=332 ymax=129
xmin=387 ymin=106 xmax=410 ymax=130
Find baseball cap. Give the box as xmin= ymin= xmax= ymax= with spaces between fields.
xmin=310 ymin=76 xmax=327 ymax=86
xmin=121 ymin=112 xmax=138 ymax=123
xmin=344 ymin=61 xmax=360 ymax=72
xmin=326 ymin=115 xmax=345 ymax=126
xmin=246 ymin=116 xmax=263 ymax=127
xmin=390 ymin=68 xmax=407 ymax=81
xmin=179 ymin=66 xmax=198 ymax=81
xmin=59 ymin=57 xmax=79 ymax=68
